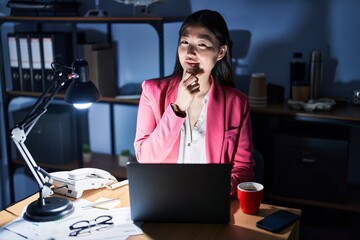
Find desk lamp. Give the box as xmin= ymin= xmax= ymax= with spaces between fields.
xmin=10 ymin=59 xmax=101 ymax=222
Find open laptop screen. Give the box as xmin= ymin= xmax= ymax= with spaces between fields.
xmin=127 ymin=163 xmax=231 ymax=223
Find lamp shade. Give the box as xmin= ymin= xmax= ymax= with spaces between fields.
xmin=64 ymin=59 xmax=101 ymax=105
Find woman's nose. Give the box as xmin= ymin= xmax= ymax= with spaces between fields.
xmin=187 ymin=44 xmax=196 ymax=55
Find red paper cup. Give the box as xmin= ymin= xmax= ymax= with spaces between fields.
xmin=237 ymin=182 xmax=264 ymax=215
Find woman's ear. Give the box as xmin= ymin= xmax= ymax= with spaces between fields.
xmin=217 ymin=45 xmax=228 ymax=61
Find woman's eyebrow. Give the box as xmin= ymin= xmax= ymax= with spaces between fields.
xmin=197 ymin=34 xmax=213 ymax=42
xmin=181 ymin=31 xmax=214 ymax=42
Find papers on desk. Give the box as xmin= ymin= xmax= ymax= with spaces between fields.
xmin=0 ymin=217 xmax=39 ymax=239
xmin=0 ymin=199 xmax=143 ymax=240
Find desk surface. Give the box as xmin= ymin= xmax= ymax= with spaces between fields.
xmin=1 ymin=185 xmax=301 ymax=240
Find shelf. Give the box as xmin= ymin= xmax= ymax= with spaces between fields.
xmin=251 ymin=103 xmax=360 ymax=214
xmin=0 ymin=16 xmax=184 ymax=24
xmin=1 ymin=15 xmax=178 ymax=202
xmin=7 ymin=90 xmax=140 ymax=105
xmin=250 ymin=103 xmax=360 ymax=124
xmin=12 ymin=159 xmax=79 ymax=172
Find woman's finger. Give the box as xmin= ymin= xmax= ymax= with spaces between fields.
xmin=187 ymin=80 xmax=200 ymax=92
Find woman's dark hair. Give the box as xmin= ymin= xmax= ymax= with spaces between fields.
xmin=172 ymin=10 xmax=234 ymax=87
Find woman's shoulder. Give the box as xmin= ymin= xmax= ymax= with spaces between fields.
xmin=142 ymin=76 xmax=178 ymax=89
xmin=220 ymin=87 xmax=250 ymax=112
xmin=141 ymin=76 xmax=179 ymax=99
xmin=222 ymin=86 xmax=248 ymax=101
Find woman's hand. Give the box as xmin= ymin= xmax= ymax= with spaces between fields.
xmin=175 ymin=68 xmax=201 ymax=111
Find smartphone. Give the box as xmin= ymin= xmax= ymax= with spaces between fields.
xmin=256 ymin=210 xmax=300 ymax=233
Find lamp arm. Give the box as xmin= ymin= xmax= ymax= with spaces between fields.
xmin=12 ymin=131 xmax=53 ymax=198
xmin=19 ymin=71 xmax=69 ymax=130
xmin=10 ymin=71 xmax=71 ymax=199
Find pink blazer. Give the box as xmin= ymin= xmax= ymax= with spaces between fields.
xmin=134 ymin=76 xmax=254 ymax=197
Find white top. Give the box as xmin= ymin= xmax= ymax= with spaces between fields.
xmin=177 ymin=95 xmax=209 ymax=164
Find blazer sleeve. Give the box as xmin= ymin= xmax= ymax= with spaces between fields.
xmin=230 ymin=96 xmax=254 ymax=197
xmin=134 ymin=80 xmax=184 ymax=163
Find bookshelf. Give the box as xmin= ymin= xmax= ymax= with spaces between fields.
xmin=0 ymin=16 xmax=182 ymax=201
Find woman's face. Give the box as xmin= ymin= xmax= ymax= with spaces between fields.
xmin=178 ymin=25 xmax=227 ymax=76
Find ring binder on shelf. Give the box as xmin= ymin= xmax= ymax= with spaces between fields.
xmin=7 ymin=31 xmax=80 ymax=93
xmin=17 ymin=34 xmax=32 ymax=91
xmin=7 ymin=34 xmax=21 ymax=91
xmin=29 ymin=34 xmax=43 ymax=92
xmin=42 ymin=35 xmax=55 ymax=90
xmin=41 ymin=33 xmax=73 ymax=92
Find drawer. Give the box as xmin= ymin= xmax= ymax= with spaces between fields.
xmin=271 ymin=135 xmax=348 ymax=202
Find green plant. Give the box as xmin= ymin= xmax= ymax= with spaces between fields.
xmin=82 ymin=143 xmax=91 ymax=153
xmin=120 ymin=149 xmax=130 ymax=156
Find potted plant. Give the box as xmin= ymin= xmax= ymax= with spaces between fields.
xmin=118 ymin=149 xmax=130 ymax=167
xmin=82 ymin=143 xmax=92 ymax=163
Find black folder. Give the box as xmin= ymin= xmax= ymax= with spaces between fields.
xmin=7 ymin=34 xmax=21 ymax=91
xmin=17 ymin=34 xmax=32 ymax=91
xmin=29 ymin=34 xmax=43 ymax=92
xmin=41 ymin=33 xmax=73 ymax=91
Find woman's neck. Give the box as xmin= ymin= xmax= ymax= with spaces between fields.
xmin=197 ymin=74 xmax=211 ymax=98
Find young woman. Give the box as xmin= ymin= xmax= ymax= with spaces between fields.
xmin=134 ymin=10 xmax=254 ymax=197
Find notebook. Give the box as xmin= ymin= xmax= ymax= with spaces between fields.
xmin=126 ymin=163 xmax=231 ymax=223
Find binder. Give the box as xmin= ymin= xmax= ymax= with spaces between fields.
xmin=17 ymin=34 xmax=32 ymax=91
xmin=29 ymin=35 xmax=43 ymax=92
xmin=42 ymin=35 xmax=56 ymax=90
xmin=7 ymin=34 xmax=21 ymax=91
xmin=82 ymin=43 xmax=116 ymax=97
xmin=41 ymin=33 xmax=73 ymax=91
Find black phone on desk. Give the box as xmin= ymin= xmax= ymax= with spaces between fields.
xmin=256 ymin=210 xmax=300 ymax=233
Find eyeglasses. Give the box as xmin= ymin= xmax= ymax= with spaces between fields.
xmin=69 ymin=215 xmax=114 ymax=237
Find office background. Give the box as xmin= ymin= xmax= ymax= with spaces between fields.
xmin=0 ymin=0 xmax=359 ymax=209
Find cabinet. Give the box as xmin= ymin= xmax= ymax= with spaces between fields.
xmin=272 ymin=134 xmax=348 ymax=202
xmin=0 ymin=16 xmax=182 ymax=201
xmin=250 ymin=103 xmax=360 ymax=212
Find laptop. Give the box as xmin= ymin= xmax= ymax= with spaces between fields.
xmin=126 ymin=163 xmax=231 ymax=223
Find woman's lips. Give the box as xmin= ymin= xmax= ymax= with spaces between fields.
xmin=185 ymin=61 xmax=199 ymax=73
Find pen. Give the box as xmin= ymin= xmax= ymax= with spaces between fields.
xmin=108 ymin=179 xmax=129 ymax=189
xmin=82 ymin=198 xmax=120 ymax=209
xmin=4 ymin=227 xmax=29 ymax=239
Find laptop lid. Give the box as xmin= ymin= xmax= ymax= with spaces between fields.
xmin=127 ymin=163 xmax=231 ymax=223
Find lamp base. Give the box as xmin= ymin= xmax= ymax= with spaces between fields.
xmin=24 ymin=196 xmax=74 ymax=222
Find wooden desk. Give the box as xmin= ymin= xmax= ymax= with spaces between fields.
xmin=1 ymin=186 xmax=301 ymax=240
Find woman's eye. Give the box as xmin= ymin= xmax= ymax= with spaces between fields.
xmin=198 ymin=43 xmax=208 ymax=49
xmin=180 ymin=40 xmax=188 ymax=45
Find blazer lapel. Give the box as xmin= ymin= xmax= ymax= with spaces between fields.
xmin=164 ymin=77 xmax=180 ymax=107
xmin=206 ymin=80 xmax=225 ymax=163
